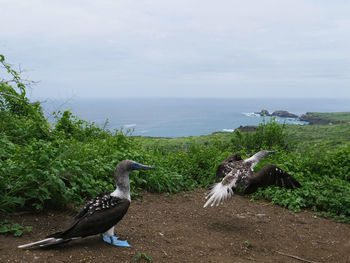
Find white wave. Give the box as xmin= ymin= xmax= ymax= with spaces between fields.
xmin=222 ymin=129 xmax=235 ymax=132
xmin=243 ymin=112 xmax=260 ymax=117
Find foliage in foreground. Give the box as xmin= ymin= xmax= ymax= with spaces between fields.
xmin=1 ymin=55 xmax=350 ymax=225
xmin=253 ymin=146 xmax=350 ymax=222
xmin=134 ymin=252 xmax=153 ymax=262
xmin=0 ymin=219 xmax=32 ymax=236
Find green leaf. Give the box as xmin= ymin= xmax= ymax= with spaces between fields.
xmin=134 ymin=252 xmax=153 ymax=262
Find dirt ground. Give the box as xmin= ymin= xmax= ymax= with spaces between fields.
xmin=1 ymin=189 xmax=350 ymax=263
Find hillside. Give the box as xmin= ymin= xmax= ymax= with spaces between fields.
xmin=300 ymin=112 xmax=350 ymax=124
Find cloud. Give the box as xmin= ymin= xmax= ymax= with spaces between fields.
xmin=0 ymin=0 xmax=350 ymax=98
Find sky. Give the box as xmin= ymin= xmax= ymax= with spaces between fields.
xmin=1 ymin=0 xmax=350 ymax=99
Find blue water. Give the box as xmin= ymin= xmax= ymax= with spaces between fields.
xmin=41 ymin=98 xmax=350 ymax=138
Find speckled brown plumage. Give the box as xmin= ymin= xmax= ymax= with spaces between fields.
xmin=204 ymin=151 xmax=301 ymax=207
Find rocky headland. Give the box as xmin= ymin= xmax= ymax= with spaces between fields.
xmin=256 ymin=109 xmax=299 ymax=118
xmin=234 ymin=125 xmax=257 ymax=132
xmin=224 ymin=110 xmax=347 ymax=134
xmin=299 ymin=112 xmax=345 ymax=125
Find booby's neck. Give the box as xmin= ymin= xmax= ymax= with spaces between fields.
xmin=110 ymin=170 xmax=131 ymax=202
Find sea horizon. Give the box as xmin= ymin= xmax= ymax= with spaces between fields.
xmin=38 ymin=97 xmax=350 ymax=138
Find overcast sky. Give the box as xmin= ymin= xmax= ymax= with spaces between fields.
xmin=1 ymin=0 xmax=350 ymax=99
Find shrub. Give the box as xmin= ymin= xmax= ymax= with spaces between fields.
xmin=230 ymin=117 xmax=291 ymax=154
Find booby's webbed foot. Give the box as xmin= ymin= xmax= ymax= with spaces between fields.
xmin=102 ymin=234 xmax=131 ymax=247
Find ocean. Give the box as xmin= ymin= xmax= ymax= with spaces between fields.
xmin=41 ymin=98 xmax=350 ymax=138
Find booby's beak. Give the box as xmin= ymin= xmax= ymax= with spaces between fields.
xmin=131 ymin=162 xmax=154 ymax=171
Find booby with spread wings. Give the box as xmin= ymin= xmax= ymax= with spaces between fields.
xmin=204 ymin=151 xmax=301 ymax=207
xmin=18 ymin=160 xmax=154 ymax=249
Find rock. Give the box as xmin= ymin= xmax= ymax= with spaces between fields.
xmin=256 ymin=109 xmax=271 ymax=116
xmin=234 ymin=125 xmax=257 ymax=132
xmin=256 ymin=109 xmax=298 ymax=118
xmin=271 ymin=110 xmax=299 ymax=118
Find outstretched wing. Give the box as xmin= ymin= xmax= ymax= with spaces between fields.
xmin=204 ymin=170 xmax=241 ymax=208
xmin=215 ymin=153 xmax=243 ymax=182
xmin=243 ymin=164 xmax=301 ymax=194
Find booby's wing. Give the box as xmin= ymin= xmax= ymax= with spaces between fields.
xmin=19 ymin=194 xmax=130 ymax=249
xmin=72 ymin=193 xmax=109 ymax=223
xmin=45 ymin=193 xmax=116 ymax=238
xmin=224 ymin=153 xmax=243 ymax=163
xmin=215 ymin=154 xmax=243 ymax=182
xmin=243 ymin=164 xmax=301 ymax=194
xmin=56 ymin=194 xmax=130 ymax=239
xmin=244 ymin=150 xmax=277 ymax=170
xmin=204 ymin=170 xmax=242 ymax=208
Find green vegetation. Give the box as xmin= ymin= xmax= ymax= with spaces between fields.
xmin=1 ymin=55 xmax=350 ymax=232
xmin=0 ymin=219 xmax=32 ymax=236
xmin=302 ymin=112 xmax=350 ymax=123
xmin=285 ymin=123 xmax=350 ymax=149
xmin=134 ymin=252 xmax=153 ymax=262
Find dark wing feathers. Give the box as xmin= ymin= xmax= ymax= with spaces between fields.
xmin=51 ymin=195 xmax=130 ymax=239
xmin=224 ymin=153 xmax=243 ymax=163
xmin=243 ymin=164 xmax=301 ymax=194
xmin=73 ymin=193 xmax=107 ymax=222
xmin=215 ymin=153 xmax=243 ymax=182
xmin=215 ymin=163 xmax=230 ymax=182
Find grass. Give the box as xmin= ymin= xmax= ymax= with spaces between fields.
xmin=132 ymin=133 xmax=233 ymax=151
xmin=286 ymin=123 xmax=350 ymax=149
xmin=302 ymin=112 xmax=350 ymax=123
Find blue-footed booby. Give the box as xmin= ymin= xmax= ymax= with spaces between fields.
xmin=18 ymin=160 xmax=154 ymax=249
xmin=204 ymin=151 xmax=301 ymax=207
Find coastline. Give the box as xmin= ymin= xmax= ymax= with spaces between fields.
xmin=132 ymin=112 xmax=350 ymax=142
xmin=40 ymin=98 xmax=350 ymax=138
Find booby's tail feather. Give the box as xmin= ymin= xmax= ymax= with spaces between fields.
xmin=18 ymin=237 xmax=72 ymax=249
xmin=204 ymin=182 xmax=234 ymax=208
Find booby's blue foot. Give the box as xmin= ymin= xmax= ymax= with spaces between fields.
xmin=102 ymin=234 xmax=131 ymax=247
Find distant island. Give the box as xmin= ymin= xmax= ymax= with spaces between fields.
xmin=256 ymin=109 xmax=299 ymax=118
xmin=255 ymin=110 xmax=346 ymax=125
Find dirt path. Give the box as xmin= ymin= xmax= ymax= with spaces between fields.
xmin=1 ymin=189 xmax=350 ymax=263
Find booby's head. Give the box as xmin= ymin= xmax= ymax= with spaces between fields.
xmin=114 ymin=160 xmax=154 ymax=181
xmin=112 ymin=160 xmax=154 ymax=200
xmin=115 ymin=160 xmax=154 ymax=175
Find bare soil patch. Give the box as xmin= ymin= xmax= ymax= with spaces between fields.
xmin=1 ymin=189 xmax=350 ymax=263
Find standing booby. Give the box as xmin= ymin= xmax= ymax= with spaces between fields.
xmin=204 ymin=151 xmax=301 ymax=207
xmin=18 ymin=160 xmax=154 ymax=249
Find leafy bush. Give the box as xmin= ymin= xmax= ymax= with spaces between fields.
xmin=252 ymin=147 xmax=350 ymax=221
xmin=0 ymin=219 xmax=32 ymax=236
xmin=230 ymin=117 xmax=291 ymax=154
xmin=0 ymin=56 xmax=145 ymax=211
